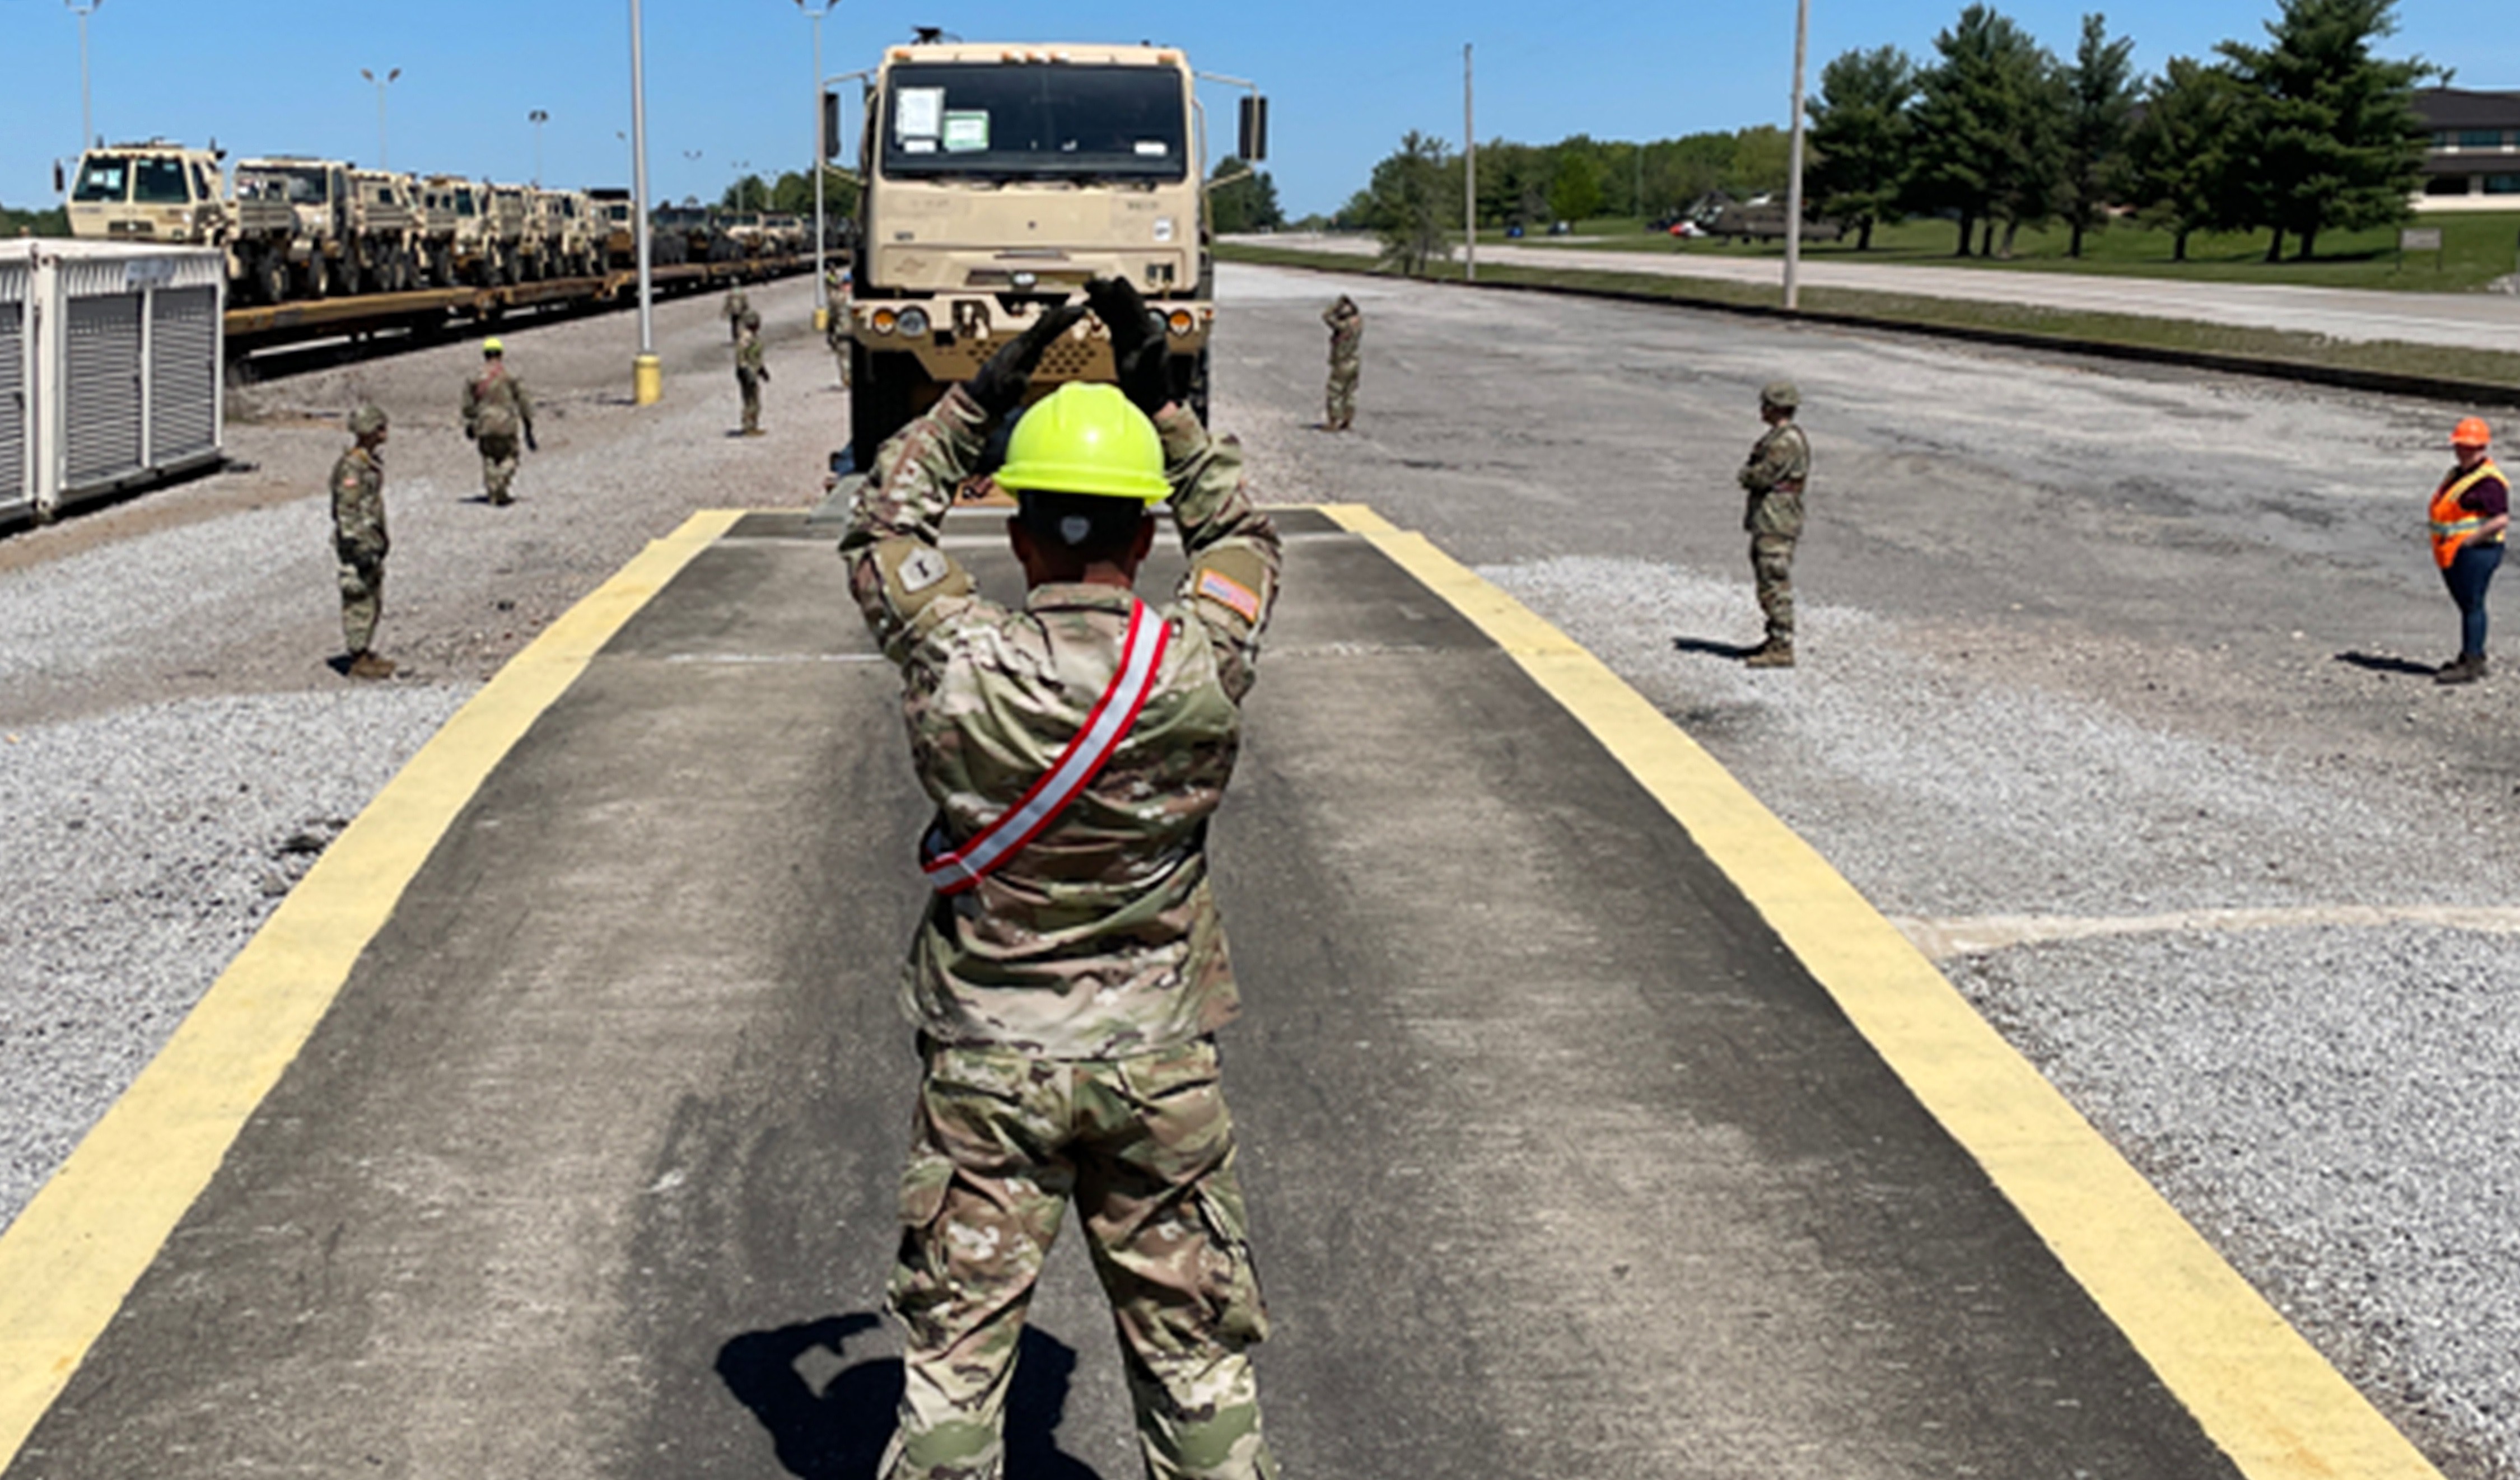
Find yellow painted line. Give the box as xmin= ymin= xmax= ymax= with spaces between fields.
xmin=0 ymin=509 xmax=743 ymax=1467
xmin=1319 ymin=503 xmax=2441 ymax=1480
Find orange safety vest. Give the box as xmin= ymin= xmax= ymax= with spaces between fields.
xmin=2429 ymin=460 xmax=2507 ymax=569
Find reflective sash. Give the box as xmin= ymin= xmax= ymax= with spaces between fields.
xmin=921 ymin=599 xmax=1170 ymax=895
xmin=2430 ymin=461 xmax=2507 ymax=569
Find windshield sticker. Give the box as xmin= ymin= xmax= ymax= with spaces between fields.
xmin=895 ymin=87 xmax=944 ymax=139
xmin=900 ymin=138 xmax=937 ymax=154
xmin=942 ymin=111 xmax=991 ymax=153
xmin=1154 ymin=217 xmax=1175 ymax=242
xmin=1134 ymin=141 xmax=1169 ymax=157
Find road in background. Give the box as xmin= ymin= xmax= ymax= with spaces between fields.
xmin=1249 ymin=232 xmax=2520 ymax=349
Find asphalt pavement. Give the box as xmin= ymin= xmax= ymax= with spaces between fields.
xmin=1 ymin=506 xmax=2283 ymax=1479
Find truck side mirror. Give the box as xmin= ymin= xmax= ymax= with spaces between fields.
xmin=1237 ymin=96 xmax=1268 ymax=164
xmin=823 ymin=91 xmax=844 ymax=161
xmin=54 ymin=161 xmax=66 ymax=195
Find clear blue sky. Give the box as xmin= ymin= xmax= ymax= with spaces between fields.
xmin=3 ymin=0 xmax=2512 ymax=220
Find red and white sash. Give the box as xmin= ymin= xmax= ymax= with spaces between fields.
xmin=921 ymin=599 xmax=1170 ymax=894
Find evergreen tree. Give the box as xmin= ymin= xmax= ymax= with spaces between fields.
xmin=1907 ymin=6 xmax=2065 ymax=258
xmin=2217 ymin=0 xmax=2437 ymax=261
xmin=1364 ymin=130 xmax=1459 ymax=276
xmin=1808 ymin=45 xmax=1918 ymax=250
xmin=2059 ymin=13 xmax=2139 ymax=257
xmin=1210 ymin=158 xmax=1284 ymax=234
xmin=2126 ymin=57 xmax=2251 ymax=260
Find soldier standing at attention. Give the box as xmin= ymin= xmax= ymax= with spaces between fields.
xmin=839 ymin=274 xmax=1284 ymax=1480
xmin=1738 ymin=379 xmax=1810 ymax=668
xmin=461 ymin=338 xmax=537 ymax=505
xmin=1321 ymin=293 xmax=1361 ymax=431
xmin=735 ymin=310 xmax=769 ymax=435
xmin=2429 ymin=416 xmax=2508 ymax=685
xmin=331 ymin=404 xmax=395 ymax=679
xmin=724 ymin=285 xmax=751 ymax=343
xmin=825 ymin=266 xmax=853 ymax=388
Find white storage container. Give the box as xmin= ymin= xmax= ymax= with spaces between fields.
xmin=0 ymin=239 xmax=224 ymax=524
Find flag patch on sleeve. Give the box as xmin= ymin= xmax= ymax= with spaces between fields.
xmin=1196 ymin=568 xmax=1262 ymax=623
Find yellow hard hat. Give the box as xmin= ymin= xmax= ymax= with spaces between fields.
xmin=482 ymin=337 xmax=505 ymax=356
xmin=993 ymin=383 xmax=1169 ymax=503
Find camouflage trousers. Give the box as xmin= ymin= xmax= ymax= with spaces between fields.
xmin=738 ymin=368 xmax=763 ymax=432
xmin=884 ymin=1035 xmax=1277 ymax=1480
xmin=1752 ymin=534 xmax=1796 ymax=646
xmin=478 ymin=433 xmax=519 ymax=505
xmin=1323 ymin=357 xmax=1357 ymax=429
xmin=337 ymin=554 xmax=384 ymax=653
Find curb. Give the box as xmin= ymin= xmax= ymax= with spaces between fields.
xmin=1220 ymin=250 xmax=2520 ymax=410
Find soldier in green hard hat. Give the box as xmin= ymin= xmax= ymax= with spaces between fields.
xmin=838 ymin=276 xmax=1284 ymax=1480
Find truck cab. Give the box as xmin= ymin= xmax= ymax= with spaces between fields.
xmin=842 ymin=41 xmax=1261 ymax=466
xmin=64 ymin=142 xmax=228 ymax=248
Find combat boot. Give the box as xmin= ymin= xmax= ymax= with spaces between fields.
xmin=1744 ymin=643 xmax=1796 ymax=669
xmin=348 ymin=651 xmax=397 ymax=680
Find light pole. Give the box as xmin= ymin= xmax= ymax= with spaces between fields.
xmin=528 ymin=109 xmax=550 ymax=186
xmin=629 ymin=0 xmax=659 ymax=405
xmin=66 ymin=0 xmax=104 ymax=152
xmin=797 ymin=0 xmax=838 ymax=328
xmin=731 ymin=160 xmax=751 ymax=213
xmin=1463 ymin=43 xmax=1475 ymax=282
xmin=361 ymin=67 xmax=401 ymax=169
xmin=1782 ymin=0 xmax=1811 ymax=310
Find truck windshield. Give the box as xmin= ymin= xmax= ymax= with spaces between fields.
xmin=241 ymin=166 xmax=330 ymax=204
xmin=880 ymin=63 xmax=1187 ymax=181
xmin=72 ymin=156 xmax=130 ymax=202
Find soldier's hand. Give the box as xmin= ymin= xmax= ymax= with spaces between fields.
xmin=1085 ymin=277 xmax=1170 ymax=417
xmin=967 ymin=301 xmax=1088 ymax=419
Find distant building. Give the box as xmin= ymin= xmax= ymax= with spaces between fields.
xmin=2414 ymin=87 xmax=2520 ymax=211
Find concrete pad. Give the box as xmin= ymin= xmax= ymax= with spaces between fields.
xmin=5 ymin=509 xmax=2285 ymax=1478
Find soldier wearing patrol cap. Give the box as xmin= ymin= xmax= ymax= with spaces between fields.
xmin=461 ymin=338 xmax=537 ymax=505
xmin=839 ymin=274 xmax=1283 ymax=1480
xmin=330 ymin=405 xmax=394 ymax=679
xmin=1738 ymin=379 xmax=1810 ymax=667
xmin=735 ymin=310 xmax=768 ymax=435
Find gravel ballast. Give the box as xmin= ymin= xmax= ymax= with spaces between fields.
xmin=4 ymin=262 xmax=2517 ymax=1478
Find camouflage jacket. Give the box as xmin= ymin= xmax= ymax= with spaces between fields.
xmin=736 ymin=328 xmax=766 ymax=374
xmin=1323 ymin=301 xmax=1362 ymax=359
xmin=330 ymin=445 xmax=388 ymax=563
xmin=840 ymin=384 xmax=1282 ymax=1059
xmin=463 ymin=366 xmax=534 ymax=441
xmin=1739 ymin=421 xmax=1809 ymax=539
xmin=724 ymin=290 xmax=750 ymax=335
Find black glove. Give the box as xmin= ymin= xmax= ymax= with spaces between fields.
xmin=1084 ymin=277 xmax=1170 ymax=418
xmin=967 ymin=302 xmax=1089 ymax=419
xmin=524 ymin=426 xmax=540 ymax=453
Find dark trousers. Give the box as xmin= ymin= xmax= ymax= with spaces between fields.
xmin=2442 ymin=541 xmax=2503 ymax=658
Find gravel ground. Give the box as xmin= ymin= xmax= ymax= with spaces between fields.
xmin=6 ymin=261 xmax=2519 ymax=1478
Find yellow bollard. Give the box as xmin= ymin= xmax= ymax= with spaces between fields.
xmin=633 ymin=353 xmax=662 ymax=407
xmin=813 ymin=306 xmax=830 ymax=333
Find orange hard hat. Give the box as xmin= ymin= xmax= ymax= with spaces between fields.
xmin=2452 ymin=416 xmax=2492 ymax=447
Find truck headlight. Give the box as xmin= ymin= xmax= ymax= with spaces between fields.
xmin=1165 ymin=310 xmax=1194 ymax=337
xmin=870 ymin=309 xmax=898 ymax=335
xmin=897 ymin=306 xmax=930 ymax=338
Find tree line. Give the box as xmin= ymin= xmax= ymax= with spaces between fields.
xmin=1808 ymin=0 xmax=2436 ymax=262
xmin=1341 ymin=0 xmax=2439 ymax=274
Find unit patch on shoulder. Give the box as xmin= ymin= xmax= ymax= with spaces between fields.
xmin=1196 ymin=568 xmax=1262 ymax=624
xmin=898 ymin=547 xmax=950 ymax=594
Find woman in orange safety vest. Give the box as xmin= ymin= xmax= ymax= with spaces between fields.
xmin=2429 ymin=416 xmax=2509 ymax=685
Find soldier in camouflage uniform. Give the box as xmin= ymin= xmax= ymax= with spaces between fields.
xmin=1320 ymin=294 xmax=1361 ymax=431
xmin=1738 ymin=379 xmax=1810 ymax=667
xmin=330 ymin=405 xmax=395 ymax=679
xmin=461 ymin=339 xmax=537 ymax=505
xmin=825 ymin=266 xmax=853 ymax=389
xmin=839 ymin=274 xmax=1283 ymax=1480
xmin=724 ymin=286 xmax=751 ymax=344
xmin=735 ymin=310 xmax=768 ymax=435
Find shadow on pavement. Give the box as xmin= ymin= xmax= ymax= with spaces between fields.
xmin=2334 ymin=649 xmax=2441 ymax=676
xmin=718 ymin=1314 xmax=1104 ymax=1479
xmin=1672 ymin=634 xmax=1764 ymax=660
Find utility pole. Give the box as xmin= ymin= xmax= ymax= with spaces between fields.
xmin=1783 ymin=0 xmax=1810 ymax=310
xmin=732 ymin=160 xmax=752 ymax=213
xmin=629 ymin=0 xmax=659 ymax=404
xmin=798 ymin=0 xmax=838 ymax=329
xmin=361 ymin=67 xmax=400 ymax=169
xmin=67 ymin=0 xmax=104 ymax=152
xmin=529 ymin=109 xmax=550 ymax=186
xmin=1463 ymin=43 xmax=1476 ymax=283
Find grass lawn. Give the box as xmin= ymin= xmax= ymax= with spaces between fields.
xmin=1216 ymin=240 xmax=2520 ymax=393
xmin=1486 ymin=211 xmax=2520 ymax=295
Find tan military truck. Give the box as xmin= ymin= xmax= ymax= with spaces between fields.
xmin=346 ymin=169 xmax=426 ymax=292
xmin=232 ymin=156 xmax=402 ymax=298
xmin=419 ymin=175 xmax=500 ymax=286
xmin=63 ymin=140 xmax=291 ymax=305
xmin=841 ymin=40 xmax=1264 ymax=468
xmin=587 ymin=187 xmax=637 ymax=270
